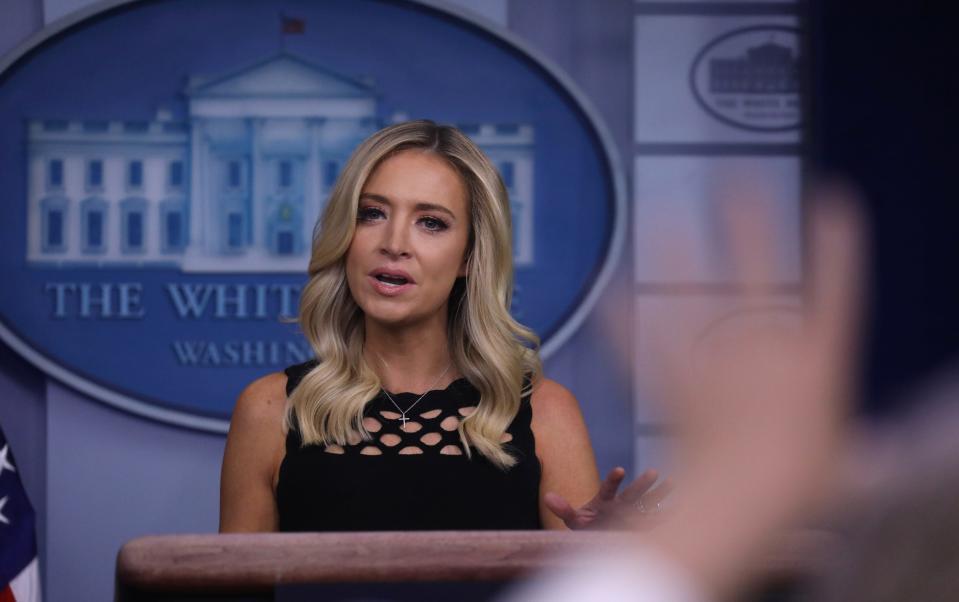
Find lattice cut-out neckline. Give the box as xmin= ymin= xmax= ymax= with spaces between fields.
xmin=314 ymin=405 xmax=495 ymax=457
xmin=311 ymin=385 xmax=502 ymax=458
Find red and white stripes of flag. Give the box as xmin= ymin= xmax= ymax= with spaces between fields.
xmin=0 ymin=433 xmax=42 ymax=602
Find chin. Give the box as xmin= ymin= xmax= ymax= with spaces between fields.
xmin=357 ymin=298 xmax=415 ymax=326
xmin=361 ymin=299 xmax=448 ymax=331
xmin=365 ymin=311 xmax=427 ymax=330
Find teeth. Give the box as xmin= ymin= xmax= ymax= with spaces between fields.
xmin=376 ymin=274 xmax=408 ymax=286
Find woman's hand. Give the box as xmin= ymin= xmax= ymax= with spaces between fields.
xmin=544 ymin=467 xmax=671 ymax=530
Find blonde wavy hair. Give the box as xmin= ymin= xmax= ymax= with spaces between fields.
xmin=286 ymin=120 xmax=541 ymax=469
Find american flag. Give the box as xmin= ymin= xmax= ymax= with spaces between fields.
xmin=0 ymin=426 xmax=40 ymax=602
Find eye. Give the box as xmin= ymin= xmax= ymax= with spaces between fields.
xmin=357 ymin=206 xmax=385 ymax=222
xmin=419 ymin=216 xmax=449 ymax=232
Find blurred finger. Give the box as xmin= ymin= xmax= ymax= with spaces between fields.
xmin=596 ymin=277 xmax=640 ymax=386
xmin=597 ymin=467 xmax=627 ymax=501
xmin=643 ymin=476 xmax=674 ymax=506
xmin=806 ymin=182 xmax=865 ymax=360
xmin=651 ymin=207 xmax=702 ymax=285
xmin=633 ymin=210 xmax=707 ymax=407
xmin=722 ymin=190 xmax=778 ymax=295
xmin=543 ymin=492 xmax=579 ymax=525
xmin=619 ymin=468 xmax=659 ymax=504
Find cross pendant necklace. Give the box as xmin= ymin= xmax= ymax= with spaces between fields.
xmin=381 ymin=363 xmax=451 ymax=431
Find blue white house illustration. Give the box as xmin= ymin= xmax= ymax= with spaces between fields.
xmin=709 ymin=40 xmax=799 ymax=95
xmin=26 ymin=54 xmax=535 ymax=272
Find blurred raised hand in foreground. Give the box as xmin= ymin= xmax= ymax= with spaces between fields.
xmin=507 ymin=181 xmax=866 ymax=602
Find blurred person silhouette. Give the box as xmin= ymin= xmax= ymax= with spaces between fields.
xmin=811 ymin=367 xmax=959 ymax=602
xmin=505 ymin=182 xmax=866 ymax=602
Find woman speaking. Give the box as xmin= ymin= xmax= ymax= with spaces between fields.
xmin=219 ymin=120 xmax=662 ymax=532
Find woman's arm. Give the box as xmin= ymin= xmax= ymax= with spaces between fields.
xmin=219 ymin=372 xmax=289 ymax=533
xmin=530 ymin=377 xmax=601 ymax=529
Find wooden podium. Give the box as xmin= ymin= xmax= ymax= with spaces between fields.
xmin=116 ymin=530 xmax=832 ymax=601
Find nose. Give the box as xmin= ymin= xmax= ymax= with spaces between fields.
xmin=379 ymin=218 xmax=411 ymax=259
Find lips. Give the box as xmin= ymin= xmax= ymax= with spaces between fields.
xmin=370 ymin=267 xmax=415 ymax=284
xmin=368 ymin=267 xmax=415 ymax=296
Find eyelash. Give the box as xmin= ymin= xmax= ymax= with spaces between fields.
xmin=419 ymin=216 xmax=449 ymax=232
xmin=356 ymin=206 xmax=450 ymax=232
xmin=357 ymin=206 xmax=385 ymax=222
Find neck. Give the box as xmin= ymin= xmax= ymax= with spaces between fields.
xmin=363 ymin=314 xmax=456 ymax=393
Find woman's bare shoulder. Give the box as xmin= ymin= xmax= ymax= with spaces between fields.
xmin=529 ymin=376 xmax=581 ymax=422
xmin=529 ymin=376 xmax=592 ymax=453
xmin=231 ymin=371 xmax=290 ymax=432
xmin=221 ymin=372 xmax=289 ymax=532
xmin=528 ymin=375 xmax=598 ymax=522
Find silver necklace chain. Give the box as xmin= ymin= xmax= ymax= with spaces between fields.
xmin=381 ymin=363 xmax=451 ymax=430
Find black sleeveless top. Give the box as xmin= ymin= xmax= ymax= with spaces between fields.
xmin=276 ymin=360 xmax=542 ymax=531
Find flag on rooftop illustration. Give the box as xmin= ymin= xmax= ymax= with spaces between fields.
xmin=281 ymin=15 xmax=305 ymax=34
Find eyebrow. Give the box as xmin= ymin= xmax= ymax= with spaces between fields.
xmin=359 ymin=193 xmax=458 ymax=220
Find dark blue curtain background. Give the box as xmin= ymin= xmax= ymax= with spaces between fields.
xmin=810 ymin=0 xmax=959 ymax=414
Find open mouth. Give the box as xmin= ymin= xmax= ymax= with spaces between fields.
xmin=374 ymin=274 xmax=409 ymax=286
